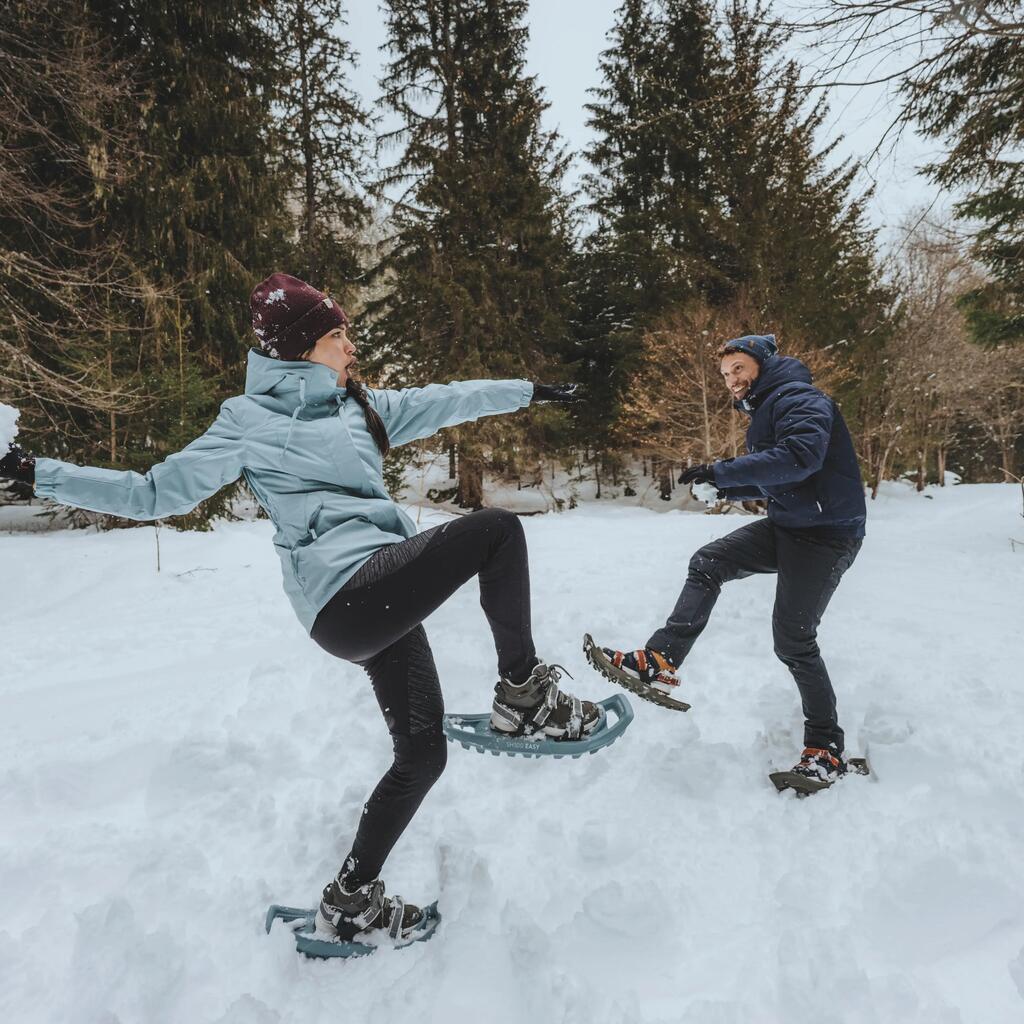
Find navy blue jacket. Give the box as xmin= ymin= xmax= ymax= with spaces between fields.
xmin=713 ymin=356 xmax=866 ymax=537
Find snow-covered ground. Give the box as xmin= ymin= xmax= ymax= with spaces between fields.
xmin=2 ymin=482 xmax=1023 ymax=1024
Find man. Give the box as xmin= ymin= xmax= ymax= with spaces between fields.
xmin=586 ymin=334 xmax=866 ymax=787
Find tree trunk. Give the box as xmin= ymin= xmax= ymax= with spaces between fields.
xmin=873 ymin=435 xmax=899 ymax=499
xmin=937 ymin=445 xmax=947 ymax=485
xmin=297 ymin=0 xmax=316 ymax=280
xmin=916 ymin=444 xmax=928 ymax=492
xmin=457 ymin=451 xmax=484 ymax=509
xmin=1002 ymin=443 xmax=1016 ymax=480
xmin=448 ymin=442 xmax=456 ymax=479
xmin=700 ymin=365 xmax=712 ymax=460
xmin=107 ymin=347 xmax=116 ymax=463
xmin=658 ymin=459 xmax=672 ymax=501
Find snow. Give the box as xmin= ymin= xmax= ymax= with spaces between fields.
xmin=0 ymin=402 xmax=19 ymax=452
xmin=691 ymin=481 xmax=719 ymax=506
xmin=2 ymin=482 xmax=1024 ymax=1023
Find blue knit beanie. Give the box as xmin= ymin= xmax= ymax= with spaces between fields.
xmin=721 ymin=333 xmax=778 ymax=365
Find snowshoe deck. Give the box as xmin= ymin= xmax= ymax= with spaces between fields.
xmin=265 ymin=902 xmax=440 ymax=959
xmin=442 ymin=692 xmax=633 ymax=759
xmin=769 ymin=757 xmax=870 ymax=796
xmin=582 ymin=633 xmax=691 ymax=712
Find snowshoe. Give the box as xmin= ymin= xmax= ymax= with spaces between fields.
xmin=266 ymin=873 xmax=440 ymax=959
xmin=444 ymin=692 xmax=633 ymax=759
xmin=769 ymin=748 xmax=870 ymax=796
xmin=582 ymin=633 xmax=691 ymax=712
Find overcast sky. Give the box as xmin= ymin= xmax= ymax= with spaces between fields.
xmin=342 ymin=0 xmax=951 ymax=245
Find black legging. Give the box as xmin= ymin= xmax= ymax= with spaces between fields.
xmin=310 ymin=508 xmax=537 ymax=884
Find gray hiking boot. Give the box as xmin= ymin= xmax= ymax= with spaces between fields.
xmin=315 ymin=870 xmax=425 ymax=944
xmin=490 ymin=661 xmax=603 ymax=740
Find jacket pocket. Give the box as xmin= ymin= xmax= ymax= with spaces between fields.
xmin=305 ymin=498 xmax=324 ymax=540
xmin=290 ymin=498 xmax=324 ymax=587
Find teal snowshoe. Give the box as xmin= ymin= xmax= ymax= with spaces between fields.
xmin=443 ymin=661 xmax=633 ymax=758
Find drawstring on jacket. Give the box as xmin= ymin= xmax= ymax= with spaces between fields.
xmin=283 ymin=377 xmax=307 ymax=454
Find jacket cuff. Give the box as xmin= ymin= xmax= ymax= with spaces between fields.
xmin=520 ymin=380 xmax=535 ymax=407
xmin=711 ymin=459 xmax=730 ymax=486
xmin=31 ymin=456 xmax=61 ymax=498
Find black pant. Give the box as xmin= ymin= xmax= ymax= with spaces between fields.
xmin=310 ymin=508 xmax=536 ymax=884
xmin=647 ymin=518 xmax=861 ymax=752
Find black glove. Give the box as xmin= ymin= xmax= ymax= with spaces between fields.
xmin=0 ymin=443 xmax=35 ymax=486
xmin=531 ymin=382 xmax=585 ymax=404
xmin=678 ymin=463 xmax=715 ymax=486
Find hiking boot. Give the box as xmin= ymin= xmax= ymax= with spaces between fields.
xmin=789 ymin=747 xmax=848 ymax=787
xmin=582 ymin=634 xmax=690 ymax=711
xmin=315 ymin=870 xmax=425 ymax=945
xmin=602 ymin=646 xmax=680 ymax=695
xmin=490 ymin=661 xmax=602 ymax=741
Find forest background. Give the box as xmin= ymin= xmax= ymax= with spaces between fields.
xmin=2 ymin=0 xmax=1022 ymax=526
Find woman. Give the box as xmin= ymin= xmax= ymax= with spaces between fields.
xmin=0 ymin=273 xmax=605 ymax=946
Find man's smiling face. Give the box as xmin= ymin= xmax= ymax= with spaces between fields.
xmin=720 ymin=350 xmax=761 ymax=401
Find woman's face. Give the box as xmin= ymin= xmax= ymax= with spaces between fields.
xmin=304 ymin=326 xmax=357 ymax=385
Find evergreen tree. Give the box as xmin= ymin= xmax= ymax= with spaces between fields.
xmin=0 ymin=0 xmax=146 ymax=472
xmin=576 ymin=0 xmax=724 ymax=470
xmin=87 ymin=0 xmax=298 ymax=525
xmin=582 ymin=0 xmax=889 ymax=485
xmin=368 ymin=0 xmax=574 ymax=507
xmin=274 ymin=0 xmax=372 ymax=293
xmin=908 ymin=18 xmax=1024 ymax=346
xmin=712 ymin=1 xmax=887 ymax=348
xmin=584 ymin=0 xmax=724 ymax=322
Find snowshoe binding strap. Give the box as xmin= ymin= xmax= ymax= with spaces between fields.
xmin=494 ymin=663 xmax=588 ymax=740
xmin=322 ymin=876 xmax=386 ymax=932
xmin=524 ymin=663 xmax=589 ymax=737
xmin=387 ymin=896 xmax=405 ymax=940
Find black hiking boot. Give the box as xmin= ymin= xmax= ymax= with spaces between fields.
xmin=315 ymin=870 xmax=425 ymax=945
xmin=490 ymin=661 xmax=602 ymax=740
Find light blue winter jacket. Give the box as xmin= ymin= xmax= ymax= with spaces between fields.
xmin=34 ymin=349 xmax=534 ymax=631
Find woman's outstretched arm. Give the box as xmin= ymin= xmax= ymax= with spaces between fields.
xmin=368 ymin=379 xmax=534 ymax=448
xmin=31 ymin=401 xmax=246 ymax=521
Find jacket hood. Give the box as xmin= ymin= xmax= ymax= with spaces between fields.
xmin=738 ymin=355 xmax=812 ymax=412
xmin=244 ymin=348 xmax=347 ymax=407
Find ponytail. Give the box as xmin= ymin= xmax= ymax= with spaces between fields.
xmin=346 ymin=377 xmax=391 ymax=457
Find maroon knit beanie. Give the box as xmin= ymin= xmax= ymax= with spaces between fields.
xmin=250 ymin=273 xmax=349 ymax=360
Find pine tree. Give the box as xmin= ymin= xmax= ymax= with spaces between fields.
xmin=0 ymin=0 xmax=147 ymax=472
xmin=584 ymin=0 xmax=725 ymax=322
xmin=84 ymin=0 xmax=297 ymax=525
xmin=368 ymin=0 xmax=574 ymax=508
xmin=908 ymin=21 xmax=1024 ymax=346
xmin=576 ymin=0 xmax=727 ymax=477
xmin=584 ymin=0 xmax=889 ymax=484
xmin=273 ymin=0 xmax=372 ymax=294
xmin=712 ymin=1 xmax=887 ymax=348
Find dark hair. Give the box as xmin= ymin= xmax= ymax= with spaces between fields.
xmin=346 ymin=377 xmax=391 ymax=456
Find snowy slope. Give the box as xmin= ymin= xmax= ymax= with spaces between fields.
xmin=2 ymin=483 xmax=1023 ymax=1024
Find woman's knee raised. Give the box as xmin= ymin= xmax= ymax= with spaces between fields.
xmin=473 ymin=506 xmax=521 ymax=536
